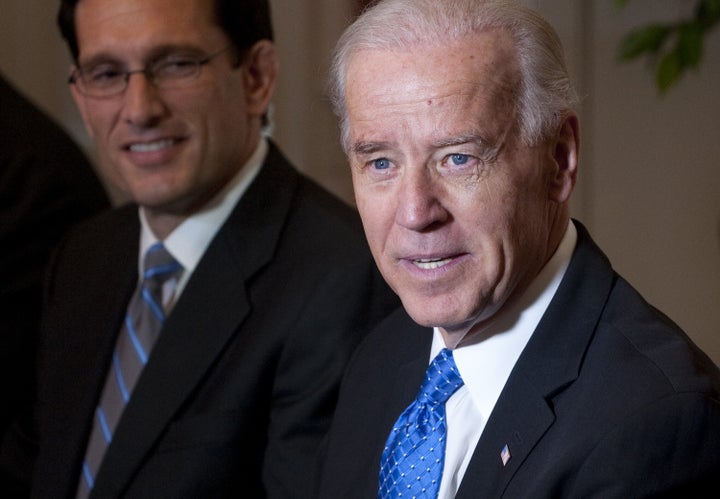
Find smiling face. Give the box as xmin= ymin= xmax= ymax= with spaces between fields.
xmin=70 ymin=0 xmax=277 ymax=237
xmin=344 ymin=30 xmax=577 ymax=346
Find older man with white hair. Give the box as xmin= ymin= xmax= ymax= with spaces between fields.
xmin=318 ymin=0 xmax=720 ymax=497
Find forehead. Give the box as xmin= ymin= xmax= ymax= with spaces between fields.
xmin=74 ymin=0 xmax=222 ymax=59
xmin=345 ymin=30 xmax=519 ymax=123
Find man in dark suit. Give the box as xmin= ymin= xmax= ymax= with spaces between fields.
xmin=0 ymin=0 xmax=397 ymax=497
xmin=0 ymin=73 xmax=109 ymax=440
xmin=318 ymin=0 xmax=720 ymax=497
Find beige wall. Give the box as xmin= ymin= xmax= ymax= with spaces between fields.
xmin=2 ymin=0 xmax=719 ymax=363
xmin=0 ymin=2 xmax=81 ymax=136
xmin=270 ymin=0 xmax=355 ymax=202
xmin=531 ymin=0 xmax=720 ymax=363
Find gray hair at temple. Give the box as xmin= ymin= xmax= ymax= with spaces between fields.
xmin=328 ymin=0 xmax=579 ymax=151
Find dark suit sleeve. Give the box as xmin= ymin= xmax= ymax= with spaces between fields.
xmin=0 ymin=231 xmax=81 ymax=498
xmin=0 ymin=76 xmax=109 ymax=497
xmin=0 ymin=148 xmax=108 ymax=420
xmin=262 ymin=259 xmax=397 ymax=498
xmin=570 ymin=392 xmax=720 ymax=498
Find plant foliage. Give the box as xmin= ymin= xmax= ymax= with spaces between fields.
xmin=617 ymin=0 xmax=720 ymax=92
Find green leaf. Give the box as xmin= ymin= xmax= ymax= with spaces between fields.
xmin=618 ymin=24 xmax=672 ymax=60
xmin=656 ymin=51 xmax=682 ymax=92
xmin=697 ymin=0 xmax=720 ymax=29
xmin=677 ymin=22 xmax=703 ymax=67
xmin=614 ymin=0 xmax=631 ymax=8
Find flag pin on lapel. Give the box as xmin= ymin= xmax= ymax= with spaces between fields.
xmin=500 ymin=444 xmax=511 ymax=466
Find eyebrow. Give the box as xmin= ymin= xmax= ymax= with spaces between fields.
xmin=350 ymin=141 xmax=395 ymax=156
xmin=78 ymin=43 xmax=206 ymax=69
xmin=431 ymin=134 xmax=490 ymax=150
xmin=349 ymin=133 xmax=499 ymax=158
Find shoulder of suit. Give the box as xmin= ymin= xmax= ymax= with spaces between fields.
xmin=355 ymin=307 xmax=430 ymax=361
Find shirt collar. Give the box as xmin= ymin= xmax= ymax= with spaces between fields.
xmin=137 ymin=137 xmax=268 ymax=283
xmin=431 ymin=220 xmax=578 ymax=419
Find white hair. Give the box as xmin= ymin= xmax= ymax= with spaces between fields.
xmin=328 ymin=0 xmax=579 ymax=150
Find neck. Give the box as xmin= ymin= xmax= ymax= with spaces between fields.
xmin=440 ymin=214 xmax=571 ymax=350
xmin=142 ymin=209 xmax=185 ymax=241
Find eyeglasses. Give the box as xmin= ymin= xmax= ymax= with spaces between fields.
xmin=68 ymin=46 xmax=232 ymax=98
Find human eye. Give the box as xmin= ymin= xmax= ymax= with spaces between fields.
xmin=350 ymin=142 xmax=399 ymax=182
xmin=437 ymin=150 xmax=489 ymax=184
xmin=440 ymin=152 xmax=479 ymax=171
xmin=85 ymin=63 xmax=124 ymax=87
xmin=352 ymin=155 xmax=397 ymax=184
xmin=449 ymin=154 xmax=470 ymax=166
xmin=365 ymin=157 xmax=399 ymax=179
xmin=153 ymin=54 xmax=199 ymax=79
xmin=371 ymin=158 xmax=392 ymax=170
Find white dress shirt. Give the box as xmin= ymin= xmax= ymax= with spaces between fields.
xmin=137 ymin=138 xmax=268 ymax=310
xmin=434 ymin=221 xmax=578 ymax=498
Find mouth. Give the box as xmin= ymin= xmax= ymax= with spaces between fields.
xmin=125 ymin=138 xmax=181 ymax=153
xmin=411 ymin=257 xmax=454 ymax=270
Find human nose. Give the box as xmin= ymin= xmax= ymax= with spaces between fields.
xmin=120 ymin=71 xmax=166 ymax=127
xmin=394 ymin=167 xmax=448 ymax=231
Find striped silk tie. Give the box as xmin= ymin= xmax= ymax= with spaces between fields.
xmin=379 ymin=348 xmax=464 ymax=499
xmin=77 ymin=243 xmax=182 ymax=497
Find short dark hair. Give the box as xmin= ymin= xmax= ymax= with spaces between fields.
xmin=58 ymin=0 xmax=274 ymax=61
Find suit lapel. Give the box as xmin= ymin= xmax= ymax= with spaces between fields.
xmin=454 ymin=368 xmax=556 ymax=497
xmin=455 ymin=222 xmax=615 ymax=498
xmin=90 ymin=144 xmax=300 ymax=496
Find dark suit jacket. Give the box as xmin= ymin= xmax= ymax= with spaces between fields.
xmin=1 ymin=142 xmax=398 ymax=498
xmin=0 ymin=75 xmax=109 ymax=438
xmin=319 ymin=222 xmax=720 ymax=498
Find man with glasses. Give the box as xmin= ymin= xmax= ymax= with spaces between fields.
xmin=0 ymin=0 xmax=397 ymax=497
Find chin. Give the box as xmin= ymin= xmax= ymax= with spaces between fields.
xmin=402 ymin=300 xmax=454 ymax=329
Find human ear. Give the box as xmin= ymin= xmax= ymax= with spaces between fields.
xmin=548 ymin=112 xmax=579 ymax=204
xmin=241 ymin=40 xmax=279 ymax=118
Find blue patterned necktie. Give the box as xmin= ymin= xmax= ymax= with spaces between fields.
xmin=379 ymin=348 xmax=464 ymax=498
xmin=77 ymin=243 xmax=182 ymax=497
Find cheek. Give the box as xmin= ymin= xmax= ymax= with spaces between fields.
xmin=355 ymin=190 xmax=393 ymax=256
xmin=357 ymin=199 xmax=384 ymax=248
xmin=83 ymin=105 xmax=117 ymax=142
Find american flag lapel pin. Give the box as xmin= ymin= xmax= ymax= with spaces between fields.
xmin=500 ymin=444 xmax=511 ymax=466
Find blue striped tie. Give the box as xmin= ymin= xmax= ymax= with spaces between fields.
xmin=379 ymin=348 xmax=464 ymax=498
xmin=77 ymin=243 xmax=182 ymax=497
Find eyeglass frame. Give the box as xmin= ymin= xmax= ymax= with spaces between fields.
xmin=68 ymin=46 xmax=235 ymax=99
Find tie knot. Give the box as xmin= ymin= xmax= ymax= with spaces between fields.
xmin=143 ymin=243 xmax=182 ymax=288
xmin=417 ymin=348 xmax=464 ymax=406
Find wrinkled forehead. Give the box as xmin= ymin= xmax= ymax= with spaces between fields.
xmin=346 ymin=30 xmax=517 ymax=98
xmin=344 ymin=30 xmax=520 ymax=122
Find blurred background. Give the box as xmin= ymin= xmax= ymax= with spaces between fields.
xmin=1 ymin=0 xmax=718 ymax=363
